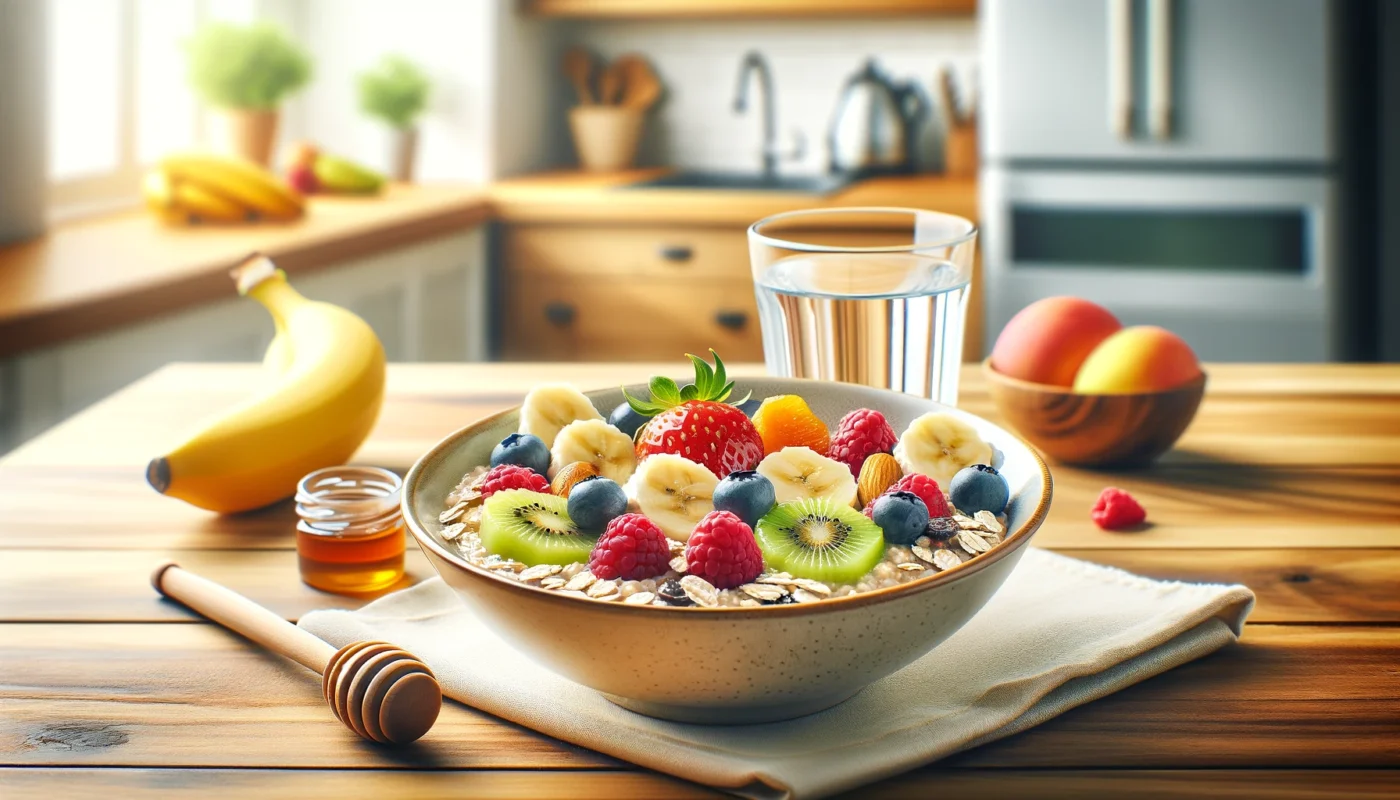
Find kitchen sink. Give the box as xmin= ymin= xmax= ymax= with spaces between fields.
xmin=625 ymin=171 xmax=853 ymax=195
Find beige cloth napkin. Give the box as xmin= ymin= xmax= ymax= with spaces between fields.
xmin=300 ymin=548 xmax=1254 ymax=799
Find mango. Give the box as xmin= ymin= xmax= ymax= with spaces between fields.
xmin=990 ymin=297 xmax=1122 ymax=387
xmin=1073 ymin=326 xmax=1202 ymax=394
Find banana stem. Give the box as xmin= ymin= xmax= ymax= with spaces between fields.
xmin=232 ymin=253 xmax=306 ymax=322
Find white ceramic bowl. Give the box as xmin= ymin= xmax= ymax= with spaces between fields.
xmin=404 ymin=377 xmax=1052 ymax=724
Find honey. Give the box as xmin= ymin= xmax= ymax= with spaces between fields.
xmin=295 ymin=466 xmax=406 ymax=594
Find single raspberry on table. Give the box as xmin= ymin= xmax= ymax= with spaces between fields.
xmin=864 ymin=473 xmax=950 ymax=519
xmin=480 ymin=464 xmax=549 ymax=498
xmin=1091 ymin=487 xmax=1147 ymax=530
xmin=588 ymin=513 xmax=672 ymax=581
xmin=828 ymin=408 xmax=898 ymax=477
xmin=686 ymin=510 xmax=763 ymax=589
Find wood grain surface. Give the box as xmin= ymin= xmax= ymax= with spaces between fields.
xmin=2 ymin=362 xmax=1397 ymax=796
xmin=522 ymin=0 xmax=978 ymax=20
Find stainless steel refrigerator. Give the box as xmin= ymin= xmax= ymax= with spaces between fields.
xmin=980 ymin=0 xmax=1343 ymax=361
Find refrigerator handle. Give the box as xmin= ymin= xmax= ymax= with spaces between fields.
xmin=1147 ymin=0 xmax=1174 ymax=139
xmin=1108 ymin=0 xmax=1135 ymax=139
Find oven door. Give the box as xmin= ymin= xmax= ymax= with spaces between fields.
xmin=981 ymin=167 xmax=1337 ymax=361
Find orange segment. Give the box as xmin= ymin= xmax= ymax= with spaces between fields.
xmin=752 ymin=395 xmax=830 ymax=456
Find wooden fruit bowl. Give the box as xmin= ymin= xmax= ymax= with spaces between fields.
xmin=982 ymin=360 xmax=1206 ymax=467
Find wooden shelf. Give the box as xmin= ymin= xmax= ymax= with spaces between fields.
xmin=523 ymin=0 xmax=976 ymax=19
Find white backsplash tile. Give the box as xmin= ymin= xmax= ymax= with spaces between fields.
xmin=568 ymin=18 xmax=979 ymax=174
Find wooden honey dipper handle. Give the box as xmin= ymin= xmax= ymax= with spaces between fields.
xmin=151 ymin=562 xmax=441 ymax=745
xmin=153 ymin=563 xmax=337 ymax=672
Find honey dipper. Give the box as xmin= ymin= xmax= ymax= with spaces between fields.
xmin=151 ymin=563 xmax=441 ymax=745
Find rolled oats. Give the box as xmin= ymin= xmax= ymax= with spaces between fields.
xmin=587 ymin=579 xmax=619 ymax=598
xmin=518 ymin=564 xmax=562 ymax=583
xmin=624 ymin=592 xmax=656 ymax=605
xmin=679 ymin=575 xmax=719 ymax=608
xmin=669 ymin=555 xmax=688 ymax=574
xmin=933 ymin=549 xmax=962 ymax=571
xmin=564 ymin=571 xmax=597 ymax=592
xmin=957 ymin=531 xmax=991 ymax=554
xmin=440 ymin=522 xmax=467 ymax=541
xmin=540 ymin=576 xmax=567 ymax=590
xmin=740 ymin=583 xmax=787 ymax=602
xmin=790 ymin=588 xmax=824 ymax=604
xmin=974 ymin=510 xmax=1004 ymax=534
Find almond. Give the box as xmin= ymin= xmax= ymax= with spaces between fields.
xmin=856 ymin=452 xmax=903 ymax=508
xmin=550 ymin=461 xmax=599 ymax=498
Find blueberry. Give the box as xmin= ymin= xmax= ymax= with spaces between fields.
xmin=733 ymin=396 xmax=763 ymax=417
xmin=871 ymin=491 xmax=930 ymax=545
xmin=712 ymin=470 xmax=776 ymax=527
xmin=567 ymin=476 xmax=628 ymax=534
xmin=608 ymin=401 xmax=650 ymax=439
xmin=949 ymin=464 xmax=1010 ymax=515
xmin=490 ymin=433 xmax=550 ymax=475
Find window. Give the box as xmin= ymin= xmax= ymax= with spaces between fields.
xmin=47 ymin=0 xmax=258 ymax=216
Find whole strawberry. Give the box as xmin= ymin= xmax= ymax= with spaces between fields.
xmin=627 ymin=351 xmax=765 ymax=479
xmin=828 ymin=408 xmax=897 ymax=477
xmin=480 ymin=464 xmax=549 ymax=498
xmin=686 ymin=510 xmax=763 ymax=589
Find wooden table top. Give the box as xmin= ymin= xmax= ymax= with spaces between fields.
xmin=3 ymin=362 xmax=1398 ymax=798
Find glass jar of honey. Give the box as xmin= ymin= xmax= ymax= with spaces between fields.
xmin=295 ymin=466 xmax=406 ymax=594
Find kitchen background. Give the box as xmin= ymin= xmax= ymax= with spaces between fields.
xmin=0 ymin=0 xmax=1397 ymax=455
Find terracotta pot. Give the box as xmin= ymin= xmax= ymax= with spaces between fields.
xmin=389 ymin=127 xmax=419 ymax=182
xmin=944 ymin=123 xmax=978 ymax=177
xmin=210 ymin=108 xmax=280 ymax=166
xmin=403 ymin=377 xmax=1052 ymax=723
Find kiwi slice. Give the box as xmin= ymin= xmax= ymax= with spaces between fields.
xmin=478 ymin=489 xmax=597 ymax=566
xmin=755 ymin=498 xmax=885 ymax=585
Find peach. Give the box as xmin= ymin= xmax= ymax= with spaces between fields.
xmin=1073 ymin=326 xmax=1202 ymax=394
xmin=990 ymin=297 xmax=1122 ymax=387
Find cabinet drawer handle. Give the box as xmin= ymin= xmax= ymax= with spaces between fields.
xmin=715 ymin=310 xmax=748 ymax=330
xmin=544 ymin=302 xmax=576 ymax=326
xmin=658 ymin=245 xmax=694 ymax=263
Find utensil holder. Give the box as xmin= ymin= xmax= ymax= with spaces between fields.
xmin=569 ymin=106 xmax=645 ymax=172
xmin=944 ymin=122 xmax=977 ymax=178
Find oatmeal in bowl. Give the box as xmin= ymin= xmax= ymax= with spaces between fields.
xmin=402 ymin=352 xmax=1052 ymax=723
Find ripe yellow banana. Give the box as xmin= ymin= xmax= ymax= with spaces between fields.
xmin=147 ymin=254 xmax=385 ymax=513
xmin=158 ymin=151 xmax=305 ymax=221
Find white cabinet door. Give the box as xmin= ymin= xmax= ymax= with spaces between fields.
xmin=983 ymin=0 xmax=1332 ymax=162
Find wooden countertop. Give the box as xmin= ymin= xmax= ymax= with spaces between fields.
xmin=3 ymin=362 xmax=1397 ymax=797
xmin=0 ymin=184 xmax=491 ymax=359
xmin=489 ymin=170 xmax=978 ymax=226
xmin=0 ymin=172 xmax=976 ymax=359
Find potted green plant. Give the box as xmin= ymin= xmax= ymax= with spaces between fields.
xmin=358 ymin=56 xmax=431 ymax=181
xmin=186 ymin=21 xmax=312 ymax=166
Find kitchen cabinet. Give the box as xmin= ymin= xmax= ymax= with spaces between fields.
xmin=522 ymin=0 xmax=976 ymax=19
xmin=502 ymin=224 xmax=763 ymax=362
xmin=983 ymin=0 xmax=1331 ymax=162
xmin=0 ymin=229 xmax=486 ymax=453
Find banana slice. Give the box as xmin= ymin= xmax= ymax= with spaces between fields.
xmin=756 ymin=446 xmax=859 ymax=508
xmin=550 ymin=419 xmax=637 ymax=484
xmin=518 ymin=383 xmax=603 ymax=448
xmin=892 ymin=412 xmax=994 ymax=490
xmin=624 ymin=454 xmax=718 ymax=541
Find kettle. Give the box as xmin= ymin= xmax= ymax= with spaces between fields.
xmin=827 ymin=60 xmax=929 ymax=175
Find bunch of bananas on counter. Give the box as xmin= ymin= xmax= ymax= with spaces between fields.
xmin=144 ymin=152 xmax=305 ymax=225
xmin=147 ymin=254 xmax=386 ymax=513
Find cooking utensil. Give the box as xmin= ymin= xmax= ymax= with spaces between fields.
xmin=598 ymin=61 xmax=624 ymax=105
xmin=614 ymin=53 xmax=662 ymax=109
xmin=151 ymin=562 xmax=441 ymax=745
xmin=563 ymin=47 xmax=596 ymax=105
xmin=939 ymin=65 xmax=978 ymax=177
xmin=827 ymin=59 xmax=929 ymax=175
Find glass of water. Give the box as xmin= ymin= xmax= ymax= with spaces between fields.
xmin=748 ymin=207 xmax=977 ymax=406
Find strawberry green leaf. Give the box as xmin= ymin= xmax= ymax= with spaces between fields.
xmin=622 ymin=387 xmax=668 ymax=417
xmin=713 ymin=380 xmax=736 ymax=403
xmin=710 ymin=349 xmax=728 ymax=390
xmin=649 ymin=376 xmax=682 ymax=405
xmin=728 ymin=389 xmax=752 ymax=406
xmin=686 ymin=353 xmax=715 ymax=399
xmin=679 ymin=383 xmax=700 ymax=401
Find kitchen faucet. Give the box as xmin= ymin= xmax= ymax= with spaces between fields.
xmin=733 ymin=51 xmax=803 ymax=176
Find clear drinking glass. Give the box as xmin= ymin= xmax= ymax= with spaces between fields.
xmin=748 ymin=207 xmax=978 ymax=406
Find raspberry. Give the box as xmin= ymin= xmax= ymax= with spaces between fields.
xmin=864 ymin=473 xmax=950 ymax=519
xmin=685 ymin=510 xmax=763 ymax=589
xmin=1091 ymin=487 xmax=1147 ymax=530
xmin=828 ymin=409 xmax=898 ymax=477
xmin=588 ymin=513 xmax=672 ymax=581
xmin=480 ymin=464 xmax=548 ymax=499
